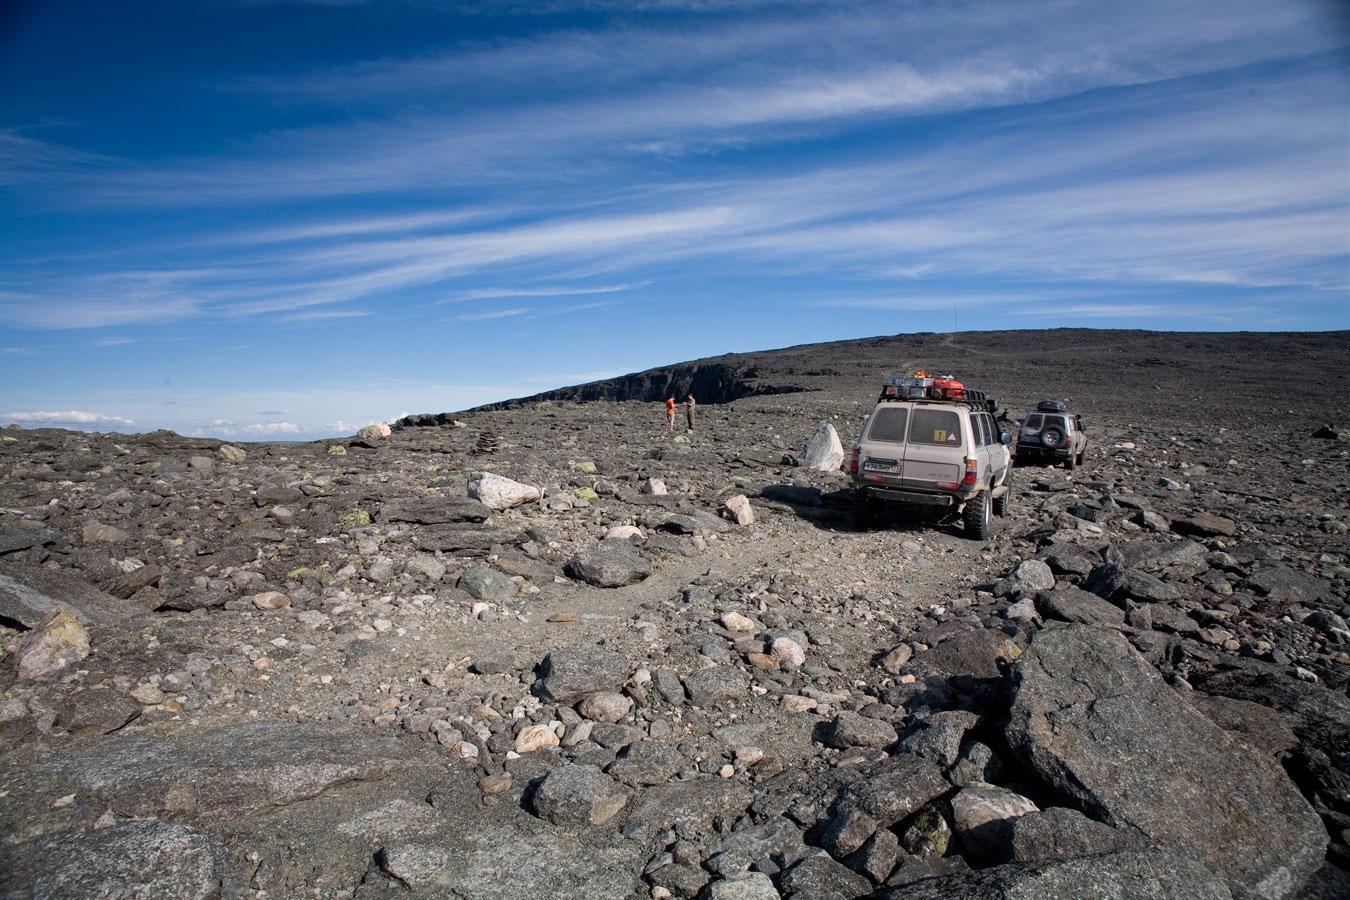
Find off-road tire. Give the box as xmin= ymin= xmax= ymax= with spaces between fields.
xmin=1041 ymin=429 xmax=1064 ymax=448
xmin=963 ymin=491 xmax=991 ymax=539
xmin=852 ymin=490 xmax=875 ymax=531
xmin=1066 ymin=450 xmax=1077 ymax=471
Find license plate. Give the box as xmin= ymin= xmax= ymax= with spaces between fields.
xmin=863 ymin=459 xmax=897 ymax=472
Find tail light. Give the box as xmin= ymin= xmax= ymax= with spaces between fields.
xmin=964 ymin=458 xmax=977 ymax=486
xmin=850 ymin=448 xmax=860 ymax=474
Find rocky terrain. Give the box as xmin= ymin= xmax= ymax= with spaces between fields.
xmin=1 ymin=328 xmax=1347 ymax=900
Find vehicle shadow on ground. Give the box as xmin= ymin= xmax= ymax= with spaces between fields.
xmin=756 ymin=483 xmax=970 ymax=539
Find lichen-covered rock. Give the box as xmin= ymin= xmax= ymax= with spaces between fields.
xmin=16 ymin=608 xmax=90 ymax=680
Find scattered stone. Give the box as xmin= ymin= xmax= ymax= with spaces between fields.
xmin=536 ymin=645 xmax=629 ymax=703
xmin=251 ymin=591 xmax=292 ymax=610
xmin=994 ymin=559 xmax=1055 ymax=598
xmin=467 ymin=472 xmax=540 ymax=510
xmin=458 ymin=566 xmax=518 ymax=601
xmin=1172 ymin=512 xmax=1238 ymax=537
xmin=565 ymin=540 xmax=653 ymax=587
xmin=721 ymin=494 xmax=755 ymax=526
xmin=530 ymin=764 xmax=629 ymax=826
xmin=826 ymin=710 xmax=898 ymax=750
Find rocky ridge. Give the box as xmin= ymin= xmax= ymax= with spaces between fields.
xmin=1 ymin=329 xmax=1348 ymax=899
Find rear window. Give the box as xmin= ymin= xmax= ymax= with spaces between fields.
xmin=866 ymin=407 xmax=909 ymax=443
xmin=910 ymin=408 xmax=963 ymax=446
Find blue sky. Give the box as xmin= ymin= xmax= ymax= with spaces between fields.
xmin=2 ymin=0 xmax=1347 ymax=441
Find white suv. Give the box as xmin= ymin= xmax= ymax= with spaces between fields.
xmin=849 ymin=383 xmax=1013 ymax=539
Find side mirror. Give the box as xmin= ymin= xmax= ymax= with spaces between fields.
xmin=1001 ymin=433 xmax=1013 ymax=445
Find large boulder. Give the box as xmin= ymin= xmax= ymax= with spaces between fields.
xmin=800 ymin=423 xmax=846 ymax=471
xmin=1006 ymin=624 xmax=1327 ymax=900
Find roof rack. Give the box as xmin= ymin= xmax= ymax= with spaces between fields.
xmin=877 ymin=373 xmax=998 ymax=413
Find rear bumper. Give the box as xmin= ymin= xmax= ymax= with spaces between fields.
xmin=859 ymin=485 xmax=961 ymax=508
xmin=1016 ymin=444 xmax=1071 ymax=459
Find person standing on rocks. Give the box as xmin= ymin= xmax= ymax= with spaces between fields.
xmin=684 ymin=393 xmax=696 ymax=431
xmin=665 ymin=395 xmax=676 ymax=432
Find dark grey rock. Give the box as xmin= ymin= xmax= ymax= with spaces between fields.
xmin=24 ymin=821 xmax=219 ymax=900
xmin=905 ymin=628 xmax=1018 ymax=680
xmin=1303 ymin=610 xmax=1350 ymax=644
xmin=412 ymin=525 xmax=522 ymax=552
xmin=653 ymin=668 xmax=687 ymax=704
xmin=1035 ymin=586 xmax=1127 ymax=627
xmin=705 ymin=816 xmax=809 ymax=877
xmin=379 ymin=496 xmax=489 ymax=524
xmin=826 ymin=710 xmax=898 ymax=750
xmin=3 ymin=722 xmax=435 ymax=825
xmin=108 ymin=563 xmax=164 ymax=599
xmin=0 ymin=564 xmax=141 ymax=628
xmin=874 ymin=848 xmax=1232 ymax=899
xmin=1086 ymin=563 xmax=1181 ymax=603
xmin=468 ymin=650 xmax=516 ymax=675
xmin=565 ymin=539 xmax=653 ymax=587
xmin=1172 ymin=513 xmax=1238 ymax=537
xmin=779 ymin=850 xmax=873 ymax=899
xmin=1042 ymin=552 xmax=1095 ymax=580
xmin=606 ymin=740 xmax=687 ymax=786
xmin=1190 ymin=668 xmax=1350 ymax=760
xmin=1184 ymin=692 xmax=1300 ymax=758
xmin=900 ymin=710 xmax=980 ymax=767
xmin=1007 ymin=624 xmax=1327 ymax=899
xmin=0 ymin=528 xmax=62 ymax=555
xmin=660 ymin=510 xmax=731 ymax=535
xmin=535 ymin=644 xmax=630 ymax=703
xmin=819 ymin=807 xmax=882 ymax=859
xmin=832 ymin=754 xmax=950 ymax=828
xmin=1009 ymin=805 xmax=1141 ymax=863
xmin=994 ymin=559 xmax=1055 ymax=598
xmin=458 ymin=565 xmax=518 ymax=601
xmin=622 ymin=778 xmax=754 ymax=837
xmin=848 ymin=827 xmax=901 ymax=884
xmin=56 ymin=686 xmax=142 ymax=736
xmin=530 ymin=763 xmax=629 ymax=826
xmin=683 ymin=666 xmax=749 ymax=707
xmin=1237 ymin=567 xmax=1328 ymax=603
xmin=949 ymin=740 xmax=1007 ymax=787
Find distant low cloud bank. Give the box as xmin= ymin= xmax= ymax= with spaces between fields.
xmin=2 ymin=410 xmax=136 ymax=430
